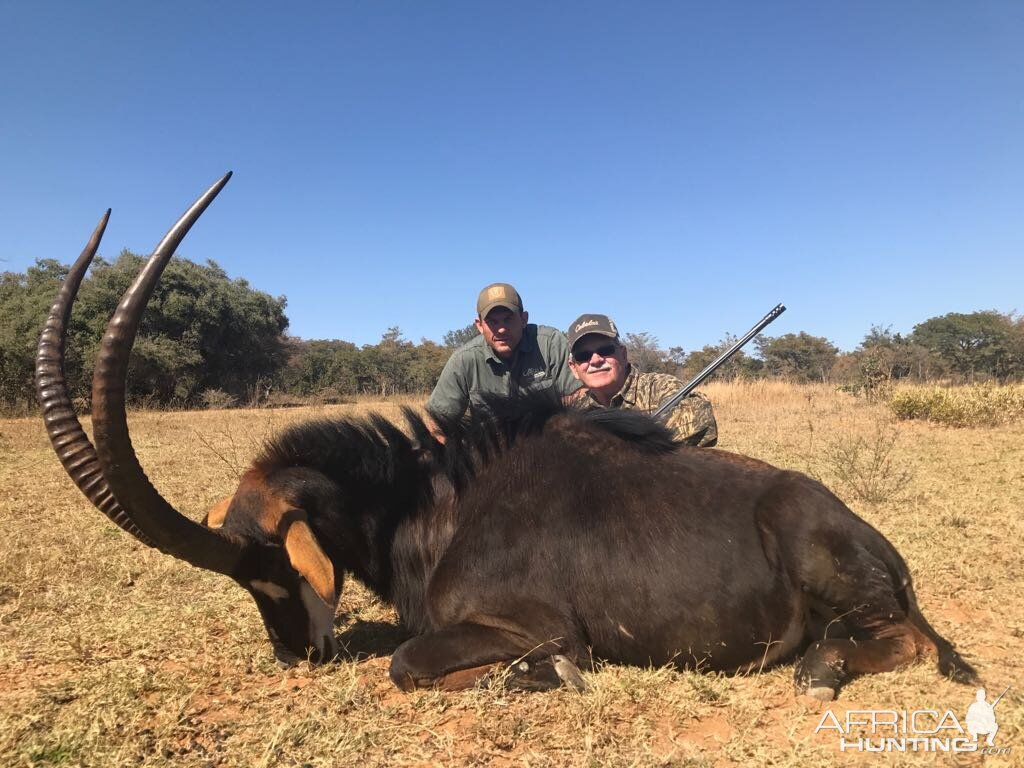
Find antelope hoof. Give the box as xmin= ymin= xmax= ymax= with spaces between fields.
xmin=804 ymin=685 xmax=836 ymax=702
xmin=552 ymin=654 xmax=588 ymax=692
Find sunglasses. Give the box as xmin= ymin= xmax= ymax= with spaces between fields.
xmin=572 ymin=343 xmax=619 ymax=364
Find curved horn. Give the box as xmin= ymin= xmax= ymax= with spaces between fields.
xmin=35 ymin=210 xmax=155 ymax=546
xmin=90 ymin=172 xmax=245 ymax=575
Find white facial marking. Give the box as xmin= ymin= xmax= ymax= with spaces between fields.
xmin=250 ymin=580 xmax=289 ymax=601
xmin=300 ymin=581 xmax=338 ymax=659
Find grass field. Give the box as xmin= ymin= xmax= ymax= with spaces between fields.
xmin=1 ymin=381 xmax=1021 ymax=767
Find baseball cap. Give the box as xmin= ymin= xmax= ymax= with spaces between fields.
xmin=476 ymin=283 xmax=524 ymax=318
xmin=567 ymin=313 xmax=620 ymax=350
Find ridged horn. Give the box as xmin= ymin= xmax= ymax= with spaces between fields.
xmin=35 ymin=210 xmax=155 ymax=546
xmin=90 ymin=172 xmax=245 ymax=576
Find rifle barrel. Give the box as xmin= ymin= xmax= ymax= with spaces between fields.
xmin=992 ymin=685 xmax=1011 ymax=708
xmin=652 ymin=303 xmax=786 ymax=422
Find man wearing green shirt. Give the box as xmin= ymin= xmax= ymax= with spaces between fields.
xmin=427 ymin=283 xmax=582 ymax=420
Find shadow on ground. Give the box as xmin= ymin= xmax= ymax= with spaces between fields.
xmin=335 ymin=619 xmax=409 ymax=659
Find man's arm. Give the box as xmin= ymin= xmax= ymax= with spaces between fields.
xmin=663 ymin=393 xmax=718 ymax=447
xmin=546 ymin=330 xmax=584 ymax=396
xmin=426 ymin=350 xmax=471 ymax=421
xmin=643 ymin=373 xmax=718 ymax=446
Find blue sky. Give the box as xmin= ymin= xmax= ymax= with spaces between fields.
xmin=3 ymin=2 xmax=1022 ymax=353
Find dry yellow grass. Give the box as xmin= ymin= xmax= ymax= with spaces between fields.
xmin=1 ymin=383 xmax=1021 ymax=766
xmin=887 ymin=382 xmax=1024 ymax=427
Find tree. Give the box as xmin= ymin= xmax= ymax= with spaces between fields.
xmin=0 ymin=252 xmax=289 ymax=410
xmin=859 ymin=325 xmax=912 ymax=380
xmin=679 ymin=335 xmax=762 ymax=382
xmin=622 ymin=332 xmax=675 ymax=374
xmin=97 ymin=251 xmax=289 ymax=404
xmin=1009 ymin=314 xmax=1024 ymax=379
xmin=443 ymin=323 xmax=478 ymax=348
xmin=407 ymin=340 xmax=450 ymax=393
xmin=910 ymin=311 xmax=1021 ymax=381
xmin=357 ymin=327 xmax=418 ymax=396
xmin=666 ymin=346 xmax=687 ymax=367
xmin=0 ymin=259 xmax=70 ymax=409
xmin=279 ymin=337 xmax=359 ymax=397
xmin=755 ymin=332 xmax=839 ymax=382
xmin=832 ymin=324 xmax=944 ymax=392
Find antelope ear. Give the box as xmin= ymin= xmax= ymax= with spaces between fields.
xmin=204 ymin=495 xmax=233 ymax=529
xmin=283 ymin=518 xmax=336 ymax=606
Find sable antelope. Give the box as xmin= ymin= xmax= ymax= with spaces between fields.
xmin=37 ymin=175 xmax=976 ymax=700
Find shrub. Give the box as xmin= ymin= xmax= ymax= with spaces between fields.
xmin=821 ymin=428 xmax=911 ymax=505
xmin=201 ymin=388 xmax=236 ymax=410
xmin=263 ymin=390 xmax=308 ymax=409
xmin=888 ymin=384 xmax=1024 ymax=427
xmin=311 ymin=388 xmax=352 ymax=406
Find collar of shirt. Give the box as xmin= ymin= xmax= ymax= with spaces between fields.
xmin=585 ymin=364 xmax=638 ymax=408
xmin=483 ymin=325 xmax=538 ymax=369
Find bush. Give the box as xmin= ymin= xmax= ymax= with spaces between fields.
xmin=820 ymin=427 xmax=911 ymax=505
xmin=311 ymin=387 xmax=352 ymax=405
xmin=888 ymin=384 xmax=1024 ymax=427
xmin=201 ymin=388 xmax=236 ymax=410
xmin=263 ymin=390 xmax=308 ymax=409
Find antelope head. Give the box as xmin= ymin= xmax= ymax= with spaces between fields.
xmin=36 ymin=174 xmax=339 ymax=665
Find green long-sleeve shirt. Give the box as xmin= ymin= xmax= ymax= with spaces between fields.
xmin=427 ymin=324 xmax=582 ymax=419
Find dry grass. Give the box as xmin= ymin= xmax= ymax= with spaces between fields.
xmin=887 ymin=382 xmax=1024 ymax=427
xmin=2 ymin=382 xmax=1022 ymax=766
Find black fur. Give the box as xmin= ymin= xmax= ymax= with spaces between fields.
xmin=240 ymin=395 xmax=974 ymax=694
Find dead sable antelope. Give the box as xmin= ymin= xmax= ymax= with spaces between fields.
xmin=37 ymin=174 xmax=976 ymax=701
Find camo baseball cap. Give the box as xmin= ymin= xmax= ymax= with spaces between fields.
xmin=476 ymin=283 xmax=524 ymax=318
xmin=567 ymin=313 xmax=620 ymax=350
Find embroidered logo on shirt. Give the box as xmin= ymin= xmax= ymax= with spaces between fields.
xmin=521 ymin=367 xmax=548 ymax=381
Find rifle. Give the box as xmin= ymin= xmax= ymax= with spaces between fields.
xmin=652 ymin=303 xmax=786 ymax=422
xmin=991 ymin=685 xmax=1011 ymax=708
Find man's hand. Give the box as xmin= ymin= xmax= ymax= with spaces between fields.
xmin=423 ymin=413 xmax=447 ymax=445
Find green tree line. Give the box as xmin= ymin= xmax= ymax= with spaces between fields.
xmin=1 ymin=253 xmax=288 ymax=410
xmin=2 ymin=255 xmax=1022 ymax=411
xmin=638 ymin=315 xmax=1024 ymax=390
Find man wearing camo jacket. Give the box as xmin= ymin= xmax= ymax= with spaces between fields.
xmin=566 ymin=313 xmax=718 ymax=446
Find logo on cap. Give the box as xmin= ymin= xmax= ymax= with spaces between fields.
xmin=567 ymin=314 xmax=620 ymax=348
xmin=477 ymin=283 xmax=524 ymax=317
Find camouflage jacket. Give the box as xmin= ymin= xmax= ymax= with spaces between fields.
xmin=572 ymin=366 xmax=718 ymax=446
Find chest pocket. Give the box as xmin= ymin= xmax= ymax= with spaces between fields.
xmin=518 ymin=368 xmax=552 ymax=392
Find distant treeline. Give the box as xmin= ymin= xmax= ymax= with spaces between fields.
xmin=2 ymin=253 xmax=1022 ymax=411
